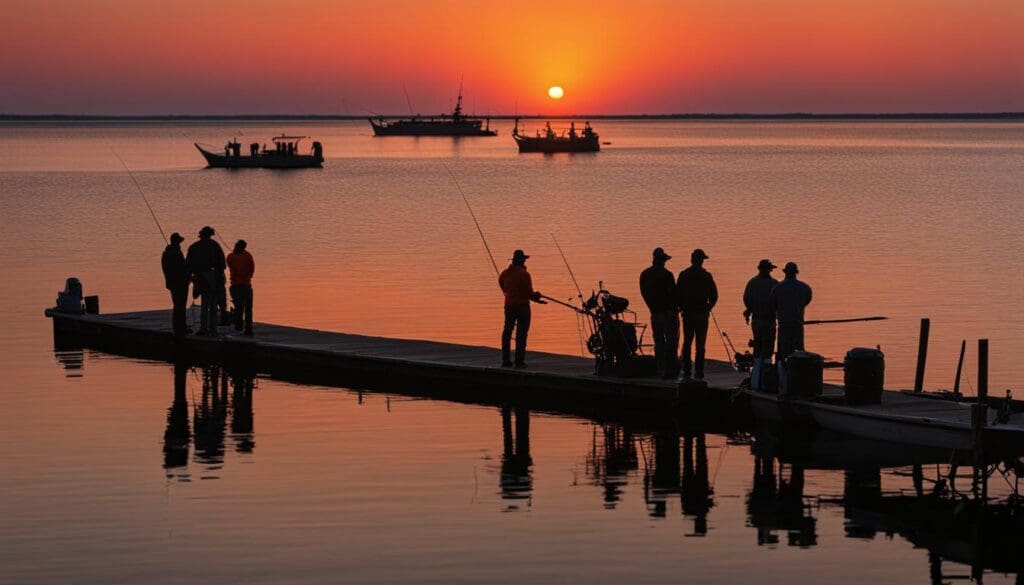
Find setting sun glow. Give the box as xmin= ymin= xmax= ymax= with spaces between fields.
xmin=548 ymin=86 xmax=564 ymax=100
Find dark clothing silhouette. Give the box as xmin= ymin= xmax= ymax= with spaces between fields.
xmin=640 ymin=263 xmax=679 ymax=376
xmin=744 ymin=274 xmax=779 ymax=359
xmin=230 ymin=285 xmax=253 ymax=334
xmin=676 ymin=266 xmax=718 ymax=379
xmin=770 ymin=276 xmax=812 ymax=360
xmin=185 ymin=238 xmax=226 ymax=335
xmin=161 ymin=243 xmax=189 ymax=336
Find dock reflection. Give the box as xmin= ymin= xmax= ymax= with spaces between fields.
xmin=162 ymin=361 xmax=256 ymax=481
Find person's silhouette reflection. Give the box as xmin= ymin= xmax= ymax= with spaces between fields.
xmin=645 ymin=428 xmax=680 ymax=518
xmin=230 ymin=368 xmax=255 ymax=453
xmin=681 ymin=433 xmax=714 ymax=535
xmin=499 ymin=406 xmax=533 ymax=509
xmin=194 ymin=365 xmax=228 ymax=467
xmin=163 ymin=361 xmax=191 ymax=473
xmin=747 ymin=455 xmax=816 ymax=547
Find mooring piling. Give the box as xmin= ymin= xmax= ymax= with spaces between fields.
xmin=953 ymin=339 xmax=966 ymax=396
xmin=913 ymin=318 xmax=930 ymax=393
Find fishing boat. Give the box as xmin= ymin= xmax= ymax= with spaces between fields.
xmin=368 ymin=89 xmax=496 ymax=137
xmin=195 ymin=135 xmax=324 ymax=169
xmin=512 ymin=118 xmax=600 ymax=153
xmin=745 ymin=385 xmax=1024 ymax=454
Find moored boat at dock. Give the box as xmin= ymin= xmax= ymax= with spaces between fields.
xmin=195 ymin=135 xmax=324 ymax=169
xmin=512 ymin=118 xmax=600 ymax=153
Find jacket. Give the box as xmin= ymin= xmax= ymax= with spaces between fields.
xmin=639 ymin=264 xmax=676 ymax=313
xmin=676 ymin=266 xmax=718 ymax=315
xmin=498 ymin=264 xmax=540 ymax=307
xmin=769 ymin=277 xmax=813 ymax=326
xmin=161 ymin=244 xmax=187 ymax=291
xmin=185 ymin=238 xmax=225 ymax=277
xmin=226 ymin=250 xmax=255 ymax=286
xmin=743 ymin=275 xmax=779 ymax=320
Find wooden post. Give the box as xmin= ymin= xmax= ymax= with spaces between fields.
xmin=913 ymin=318 xmax=930 ymax=393
xmin=953 ymin=339 xmax=966 ymax=396
xmin=977 ymin=339 xmax=988 ymax=400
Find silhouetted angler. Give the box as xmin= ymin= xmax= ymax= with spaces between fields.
xmin=161 ymin=232 xmax=189 ymax=336
xmin=743 ymin=259 xmax=779 ymax=391
xmin=498 ymin=250 xmax=544 ymax=368
xmin=639 ymin=247 xmax=679 ymax=378
xmin=769 ymin=262 xmax=813 ymax=362
xmin=226 ymin=240 xmax=255 ymax=336
xmin=676 ymin=249 xmax=718 ymax=380
xmin=185 ymin=226 xmax=226 ymax=336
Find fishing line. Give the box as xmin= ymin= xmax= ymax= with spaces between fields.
xmin=441 ymin=162 xmax=499 ymax=275
xmin=111 ymin=147 xmax=167 ymax=244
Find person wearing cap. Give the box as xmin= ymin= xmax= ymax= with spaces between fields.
xmin=185 ymin=226 xmax=226 ymax=336
xmin=769 ymin=262 xmax=813 ymax=362
xmin=226 ymin=239 xmax=255 ymax=336
xmin=675 ymin=248 xmax=718 ymax=380
xmin=161 ymin=232 xmax=189 ymax=336
xmin=498 ymin=249 xmax=544 ymax=368
xmin=743 ymin=259 xmax=780 ymax=390
xmin=640 ymin=247 xmax=679 ymax=378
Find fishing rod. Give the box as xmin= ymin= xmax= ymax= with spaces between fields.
xmin=441 ymin=162 xmax=499 ymax=276
xmin=111 ymin=147 xmax=168 ymax=244
xmin=709 ymin=311 xmax=735 ymax=368
xmin=551 ymin=234 xmax=584 ymax=301
xmin=804 ymin=316 xmax=888 ymax=325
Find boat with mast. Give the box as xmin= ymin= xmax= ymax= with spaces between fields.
xmin=195 ymin=135 xmax=324 ymax=169
xmin=368 ymin=83 xmax=496 ymax=137
xmin=512 ymin=118 xmax=600 ymax=153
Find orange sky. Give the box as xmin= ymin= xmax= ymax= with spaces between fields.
xmin=1 ymin=0 xmax=1022 ymax=114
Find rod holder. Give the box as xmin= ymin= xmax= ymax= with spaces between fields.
xmin=913 ymin=318 xmax=930 ymax=393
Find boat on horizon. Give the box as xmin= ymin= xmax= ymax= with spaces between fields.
xmin=369 ymin=88 xmax=496 ymax=137
xmin=512 ymin=118 xmax=600 ymax=153
xmin=195 ymin=135 xmax=324 ymax=169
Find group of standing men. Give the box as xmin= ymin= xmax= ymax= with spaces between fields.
xmin=160 ymin=226 xmax=255 ymax=337
xmin=640 ymin=248 xmax=812 ymax=382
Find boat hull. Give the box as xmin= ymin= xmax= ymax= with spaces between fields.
xmin=195 ymin=144 xmax=323 ymax=169
xmin=369 ymin=119 xmax=496 ymax=137
xmin=513 ymin=135 xmax=600 ymax=153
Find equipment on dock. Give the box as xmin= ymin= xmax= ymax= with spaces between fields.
xmin=542 ymin=283 xmax=653 ymax=377
xmin=56 ymin=277 xmax=84 ymax=314
xmin=784 ymin=351 xmax=824 ymax=398
xmin=843 ymin=347 xmax=885 ymax=405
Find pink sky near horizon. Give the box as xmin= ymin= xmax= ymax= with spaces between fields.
xmin=1 ymin=0 xmax=1022 ymax=115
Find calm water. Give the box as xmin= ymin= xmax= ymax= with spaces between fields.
xmin=2 ymin=121 xmax=1023 ymax=583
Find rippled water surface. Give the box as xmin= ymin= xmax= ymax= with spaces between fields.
xmin=1 ymin=121 xmax=1023 ymax=583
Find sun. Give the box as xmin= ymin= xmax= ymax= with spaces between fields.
xmin=548 ymin=86 xmax=564 ymax=100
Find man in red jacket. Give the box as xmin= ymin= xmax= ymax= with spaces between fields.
xmin=226 ymin=240 xmax=255 ymax=336
xmin=498 ymin=249 xmax=544 ymax=368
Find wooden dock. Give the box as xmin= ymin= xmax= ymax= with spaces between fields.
xmin=45 ymin=308 xmax=746 ymax=412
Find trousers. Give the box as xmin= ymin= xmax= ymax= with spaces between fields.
xmin=230 ymin=284 xmax=253 ymax=333
xmin=502 ymin=304 xmax=532 ymax=365
xmin=650 ymin=309 xmax=680 ymax=376
xmin=681 ymin=311 xmax=709 ymax=378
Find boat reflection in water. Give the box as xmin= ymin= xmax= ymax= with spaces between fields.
xmin=163 ymin=361 xmax=256 ymax=481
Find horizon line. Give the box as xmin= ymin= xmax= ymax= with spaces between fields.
xmin=2 ymin=112 xmax=1023 ymax=122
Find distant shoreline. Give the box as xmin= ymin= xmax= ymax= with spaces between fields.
xmin=1 ymin=112 xmax=1022 ymax=122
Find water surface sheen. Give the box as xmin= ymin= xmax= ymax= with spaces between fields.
xmin=1 ymin=121 xmax=1022 ymax=583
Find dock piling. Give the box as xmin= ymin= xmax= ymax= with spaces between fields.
xmin=953 ymin=339 xmax=966 ymax=396
xmin=913 ymin=318 xmax=930 ymax=393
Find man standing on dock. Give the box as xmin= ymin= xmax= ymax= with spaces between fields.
xmin=640 ymin=247 xmax=679 ymax=379
xmin=185 ymin=226 xmax=226 ymax=336
xmin=498 ymin=249 xmax=544 ymax=369
xmin=743 ymin=259 xmax=779 ymax=391
xmin=226 ymin=240 xmax=255 ymax=336
xmin=676 ymin=249 xmax=718 ymax=381
xmin=769 ymin=262 xmax=813 ymax=363
xmin=161 ymin=232 xmax=189 ymax=336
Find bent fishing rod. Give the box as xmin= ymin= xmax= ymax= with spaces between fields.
xmin=804 ymin=316 xmax=887 ymax=325
xmin=111 ymin=147 xmax=168 ymax=245
xmin=441 ymin=161 xmax=500 ymax=276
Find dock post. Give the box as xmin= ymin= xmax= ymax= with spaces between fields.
xmin=970 ymin=339 xmax=989 ymax=472
xmin=913 ymin=318 xmax=930 ymax=393
xmin=953 ymin=339 xmax=966 ymax=396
